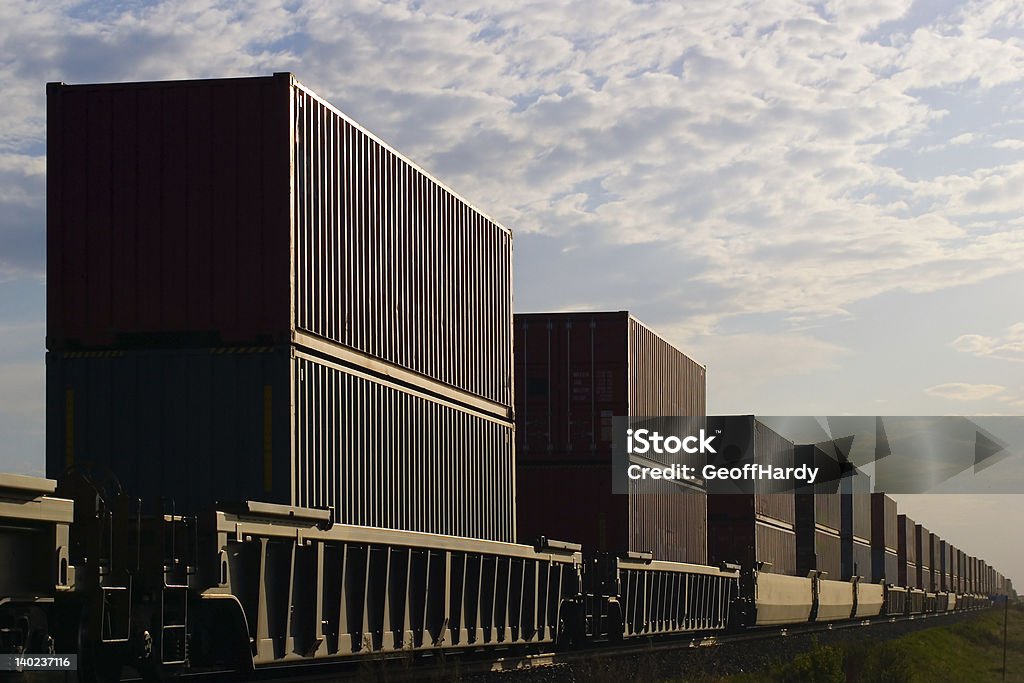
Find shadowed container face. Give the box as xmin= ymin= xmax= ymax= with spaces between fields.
xmin=898 ymin=514 xmax=918 ymax=588
xmin=795 ymin=444 xmax=842 ymax=579
xmin=514 ymin=311 xmax=708 ymax=563
xmin=915 ymin=524 xmax=932 ymax=591
xmin=47 ymin=348 xmax=516 ymax=541
xmin=871 ymin=493 xmax=898 ymax=584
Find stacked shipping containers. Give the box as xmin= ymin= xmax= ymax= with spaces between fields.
xmin=898 ymin=514 xmax=917 ymax=589
xmin=870 ymin=493 xmax=899 ymax=584
xmin=794 ymin=444 xmax=842 ymax=579
xmin=707 ymin=417 xmax=797 ymax=575
xmin=915 ymin=524 xmax=931 ymax=591
xmin=514 ymin=311 xmax=707 ymax=563
xmin=938 ymin=540 xmax=949 ymax=591
xmin=840 ymin=467 xmax=872 ymax=581
xmin=46 ymin=74 xmax=516 ymax=541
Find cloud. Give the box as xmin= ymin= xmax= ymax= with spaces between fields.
xmin=0 ymin=0 xmax=1024 ymax=331
xmin=925 ymin=382 xmax=1009 ymax=401
xmin=953 ymin=323 xmax=1024 ymax=362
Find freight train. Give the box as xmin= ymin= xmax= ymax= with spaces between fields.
xmin=0 ymin=468 xmax=998 ymax=681
xmin=1 ymin=73 xmax=1010 ymax=679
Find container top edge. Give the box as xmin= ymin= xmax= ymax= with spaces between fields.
xmin=47 ymin=73 xmax=280 ymax=91
xmin=290 ymin=75 xmax=514 ymax=239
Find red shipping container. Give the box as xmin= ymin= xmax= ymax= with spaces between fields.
xmin=47 ymin=74 xmax=513 ymax=414
xmin=514 ymin=312 xmax=707 ymax=563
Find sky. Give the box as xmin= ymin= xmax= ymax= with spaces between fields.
xmin=0 ymin=0 xmax=1021 ymax=588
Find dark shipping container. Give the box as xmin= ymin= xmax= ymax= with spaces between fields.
xmin=796 ymin=527 xmax=842 ymax=580
xmin=707 ymin=417 xmax=797 ymax=526
xmin=898 ymin=514 xmax=917 ymax=588
xmin=843 ymin=539 xmax=873 ymax=582
xmin=839 ymin=466 xmax=871 ymax=581
xmin=513 ymin=312 xmax=708 ymax=564
xmin=871 ymin=493 xmax=898 ymax=583
xmin=915 ymin=524 xmax=931 ymax=591
xmin=929 ymin=532 xmax=940 ymax=591
xmin=47 ymin=74 xmax=513 ymax=414
xmin=938 ymin=539 xmax=948 ymax=591
xmin=515 ymin=464 xmax=707 ymax=564
xmin=708 ymin=418 xmax=797 ymax=575
xmin=795 ymin=444 xmax=842 ymax=579
xmin=794 ymin=444 xmax=841 ymax=532
xmin=515 ymin=312 xmax=705 ymax=459
xmin=707 ymin=516 xmax=797 ymax=576
xmin=47 ymin=348 xmax=515 ymax=541
xmin=840 ymin=467 xmax=871 ymax=542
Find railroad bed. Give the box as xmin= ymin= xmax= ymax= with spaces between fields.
xmin=214 ymin=606 xmax=990 ymax=682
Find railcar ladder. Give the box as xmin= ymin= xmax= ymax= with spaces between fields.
xmin=160 ymin=583 xmax=189 ymax=665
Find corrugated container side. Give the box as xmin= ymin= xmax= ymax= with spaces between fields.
xmin=292 ymin=83 xmax=513 ymax=408
xmin=708 ymin=515 xmax=796 ymax=575
xmin=628 ymin=476 xmax=707 ymax=565
xmin=47 ymin=77 xmax=291 ymax=351
xmin=898 ymin=515 xmax=917 ymax=588
xmin=512 ymin=311 xmax=707 ymax=563
xmin=842 ymin=539 xmax=873 ymax=582
xmin=881 ymin=551 xmax=899 ymax=585
xmin=293 ymin=352 xmax=513 ymax=541
xmin=796 ymin=528 xmax=841 ymax=580
xmin=515 ymin=312 xmax=629 ymax=459
xmin=795 ymin=444 xmax=841 ymax=532
xmin=753 ymin=421 xmax=795 ymax=524
xmin=627 ymin=316 xmax=706 ymax=417
xmin=871 ymin=494 xmax=898 ymax=551
xmin=929 ymin=533 xmax=940 ymax=591
xmin=48 ymin=348 xmax=514 ymax=541
xmin=840 ymin=469 xmax=871 ymax=542
xmin=756 ymin=521 xmax=797 ymax=576
xmin=938 ymin=540 xmax=948 ymax=591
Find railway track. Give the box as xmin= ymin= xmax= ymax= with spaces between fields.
xmin=229 ymin=606 xmax=992 ymax=682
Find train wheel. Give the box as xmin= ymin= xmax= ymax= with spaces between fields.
xmin=75 ymin=608 xmax=123 ymax=683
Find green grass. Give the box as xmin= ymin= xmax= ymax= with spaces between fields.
xmin=720 ymin=604 xmax=1024 ymax=683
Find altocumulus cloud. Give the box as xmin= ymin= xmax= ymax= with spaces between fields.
xmin=2 ymin=0 xmax=1024 ymax=329
xmin=953 ymin=323 xmax=1024 ymax=362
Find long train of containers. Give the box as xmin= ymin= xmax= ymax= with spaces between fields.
xmin=513 ymin=311 xmax=708 ymax=564
xmin=43 ymin=73 xmax=1012 ymax=597
xmin=46 ymin=73 xmax=515 ymax=541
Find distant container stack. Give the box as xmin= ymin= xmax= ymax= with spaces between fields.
xmin=840 ymin=467 xmax=872 ymax=581
xmin=794 ymin=444 xmax=842 ymax=580
xmin=514 ymin=311 xmax=707 ymax=563
xmin=707 ymin=417 xmax=797 ymax=575
xmin=929 ymin=532 xmax=940 ymax=591
xmin=938 ymin=540 xmax=949 ymax=591
xmin=870 ymin=493 xmax=898 ymax=584
xmin=46 ymin=74 xmax=516 ymax=541
xmin=898 ymin=514 xmax=917 ymax=589
xmin=915 ymin=524 xmax=931 ymax=591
